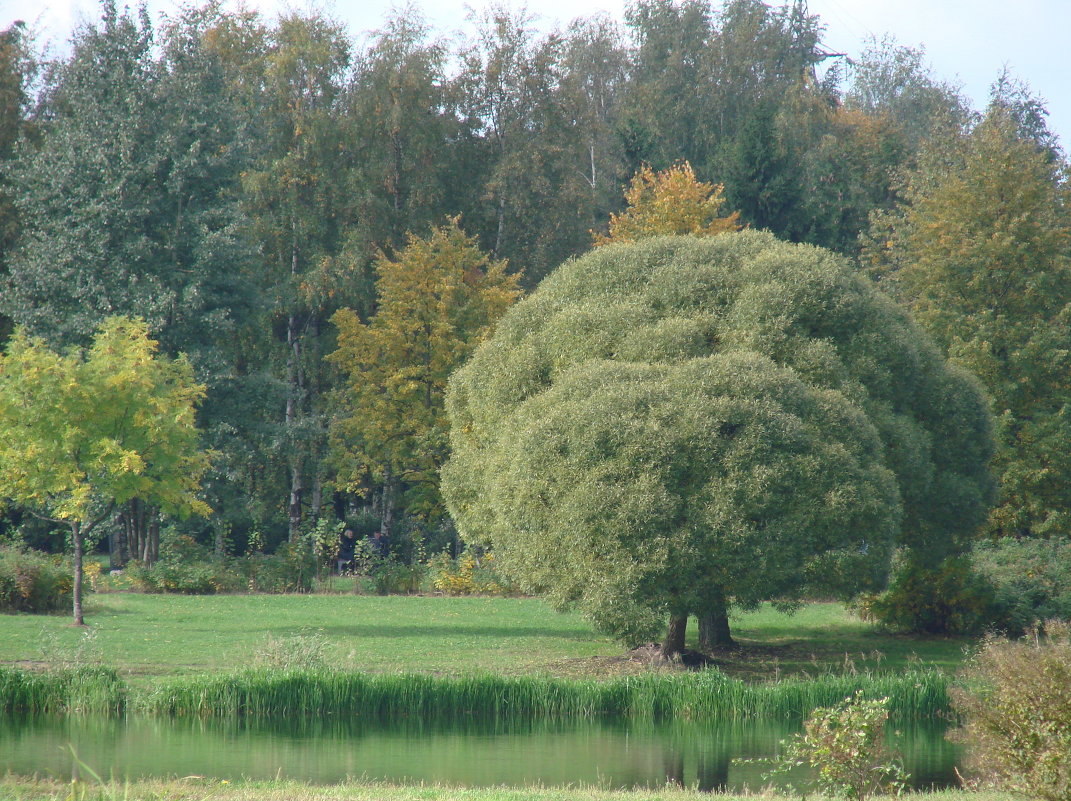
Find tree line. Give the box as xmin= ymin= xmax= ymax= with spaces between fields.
xmin=0 ymin=0 xmax=1067 ymax=605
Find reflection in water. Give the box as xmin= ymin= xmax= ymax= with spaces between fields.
xmin=0 ymin=714 xmax=960 ymax=792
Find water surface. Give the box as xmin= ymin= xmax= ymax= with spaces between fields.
xmin=0 ymin=715 xmax=960 ymax=791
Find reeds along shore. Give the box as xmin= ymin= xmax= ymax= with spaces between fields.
xmin=0 ymin=666 xmax=950 ymax=722
xmin=0 ymin=666 xmax=125 ymax=716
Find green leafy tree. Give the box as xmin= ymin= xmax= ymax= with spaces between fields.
xmin=0 ymin=318 xmax=210 ymax=625
xmin=844 ymin=36 xmax=970 ymax=154
xmin=1 ymin=3 xmax=262 ymax=557
xmin=459 ymin=7 xmax=608 ymax=284
xmin=559 ymin=15 xmax=630 ymax=235
xmin=621 ymin=0 xmax=714 ymax=170
xmin=865 ymin=107 xmax=1071 ymax=541
xmin=329 ymin=219 xmax=520 ymax=535
xmin=1 ymin=3 xmax=161 ymax=343
xmin=240 ymin=11 xmax=355 ymax=541
xmin=347 ymin=10 xmax=465 ymax=255
xmin=443 ymin=232 xmax=993 ymax=657
xmin=0 ymin=20 xmax=34 ymax=314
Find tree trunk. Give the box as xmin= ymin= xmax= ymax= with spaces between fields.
xmin=288 ymin=459 xmax=304 ymax=542
xmin=286 ymin=232 xmax=305 ymax=543
xmin=661 ymin=613 xmax=688 ymax=659
xmin=71 ymin=522 xmax=85 ymax=626
xmin=148 ymin=515 xmax=159 ymax=565
xmin=698 ymin=590 xmax=735 ymax=650
xmin=311 ymin=476 xmax=322 ymax=521
xmin=381 ymin=465 xmax=397 ymax=541
xmin=108 ymin=525 xmax=126 ymax=572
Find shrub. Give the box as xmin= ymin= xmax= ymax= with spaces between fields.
xmin=745 ymin=691 xmax=910 ymax=800
xmin=857 ymin=553 xmax=999 ymax=634
xmin=366 ymin=556 xmax=425 ymax=595
xmin=126 ymin=557 xmax=243 ymax=594
xmin=0 ymin=545 xmax=72 ymax=612
xmin=125 ymin=537 xmax=316 ymax=595
xmin=973 ymin=537 xmax=1071 ymax=635
xmin=952 ymin=622 xmax=1071 ymax=800
xmin=429 ymin=551 xmax=506 ymax=596
xmin=245 ymin=540 xmax=317 ymax=593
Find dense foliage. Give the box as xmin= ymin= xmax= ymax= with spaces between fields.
xmin=867 ymin=108 xmax=1071 ymax=541
xmin=857 ymin=554 xmax=1000 ymax=636
xmin=443 ymin=232 xmax=994 ymax=651
xmin=974 ymin=538 xmax=1071 ymax=635
xmin=329 ymin=220 xmax=521 ymax=530
xmin=0 ymin=545 xmax=71 ymax=613
xmin=953 ymin=624 xmax=1071 ymax=800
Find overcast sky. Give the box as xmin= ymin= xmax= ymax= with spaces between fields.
xmin=4 ymin=0 xmax=1068 ymax=146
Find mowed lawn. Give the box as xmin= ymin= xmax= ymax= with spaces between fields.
xmin=0 ymin=593 xmax=971 ymax=683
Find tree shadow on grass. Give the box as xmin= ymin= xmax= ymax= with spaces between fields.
xmin=306 ymin=623 xmax=598 ymax=641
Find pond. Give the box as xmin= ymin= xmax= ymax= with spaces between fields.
xmin=0 ymin=715 xmax=960 ymax=791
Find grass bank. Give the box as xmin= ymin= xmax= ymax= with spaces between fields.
xmin=0 ymin=595 xmax=971 ymax=683
xmin=0 ymin=777 xmax=1021 ymax=801
xmin=0 ymin=663 xmax=951 ymax=721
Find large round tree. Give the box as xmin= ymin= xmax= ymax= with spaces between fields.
xmin=442 ymin=232 xmax=994 ymax=656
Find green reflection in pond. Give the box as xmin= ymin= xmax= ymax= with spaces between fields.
xmin=0 ymin=715 xmax=960 ymax=792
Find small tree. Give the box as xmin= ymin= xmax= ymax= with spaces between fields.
xmin=594 ymin=162 xmax=739 ymax=246
xmin=0 ymin=317 xmax=210 ymax=625
xmin=744 ymin=692 xmax=909 ymax=800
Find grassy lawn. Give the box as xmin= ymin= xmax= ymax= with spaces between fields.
xmin=0 ymin=593 xmax=972 ymax=683
xmin=0 ymin=778 xmax=1022 ymax=801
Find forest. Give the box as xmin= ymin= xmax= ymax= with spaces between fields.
xmin=0 ymin=0 xmax=1068 ymax=626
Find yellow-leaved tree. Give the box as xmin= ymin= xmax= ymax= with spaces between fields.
xmin=329 ymin=218 xmax=521 ymax=536
xmin=0 ymin=317 xmax=211 ymax=624
xmin=593 ymin=161 xmax=740 ymax=246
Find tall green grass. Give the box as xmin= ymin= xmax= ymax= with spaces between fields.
xmin=138 ymin=668 xmax=950 ymax=722
xmin=0 ymin=664 xmax=949 ymax=722
xmin=0 ymin=665 xmax=126 ymax=715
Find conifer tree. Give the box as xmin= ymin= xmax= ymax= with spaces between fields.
xmin=866 ymin=107 xmax=1071 ymax=540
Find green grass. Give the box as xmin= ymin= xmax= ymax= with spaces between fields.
xmin=722 ymin=602 xmax=971 ymax=678
xmin=0 ymin=777 xmax=1024 ymax=801
xmin=0 ymin=594 xmax=972 ymax=684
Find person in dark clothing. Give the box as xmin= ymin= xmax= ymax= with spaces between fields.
xmin=370 ymin=529 xmax=388 ymax=558
xmin=337 ymin=528 xmax=356 ymax=573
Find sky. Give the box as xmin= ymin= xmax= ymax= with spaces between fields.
xmin=3 ymin=0 xmax=1069 ymax=145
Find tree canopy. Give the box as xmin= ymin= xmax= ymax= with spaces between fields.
xmin=865 ymin=108 xmax=1071 ymax=540
xmin=442 ymin=232 xmax=994 ymax=653
xmin=329 ymin=219 xmax=521 ymax=532
xmin=0 ymin=317 xmax=210 ymax=623
xmin=594 ymin=162 xmax=739 ymax=245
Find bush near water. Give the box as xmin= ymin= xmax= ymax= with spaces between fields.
xmin=952 ymin=622 xmax=1071 ymax=800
